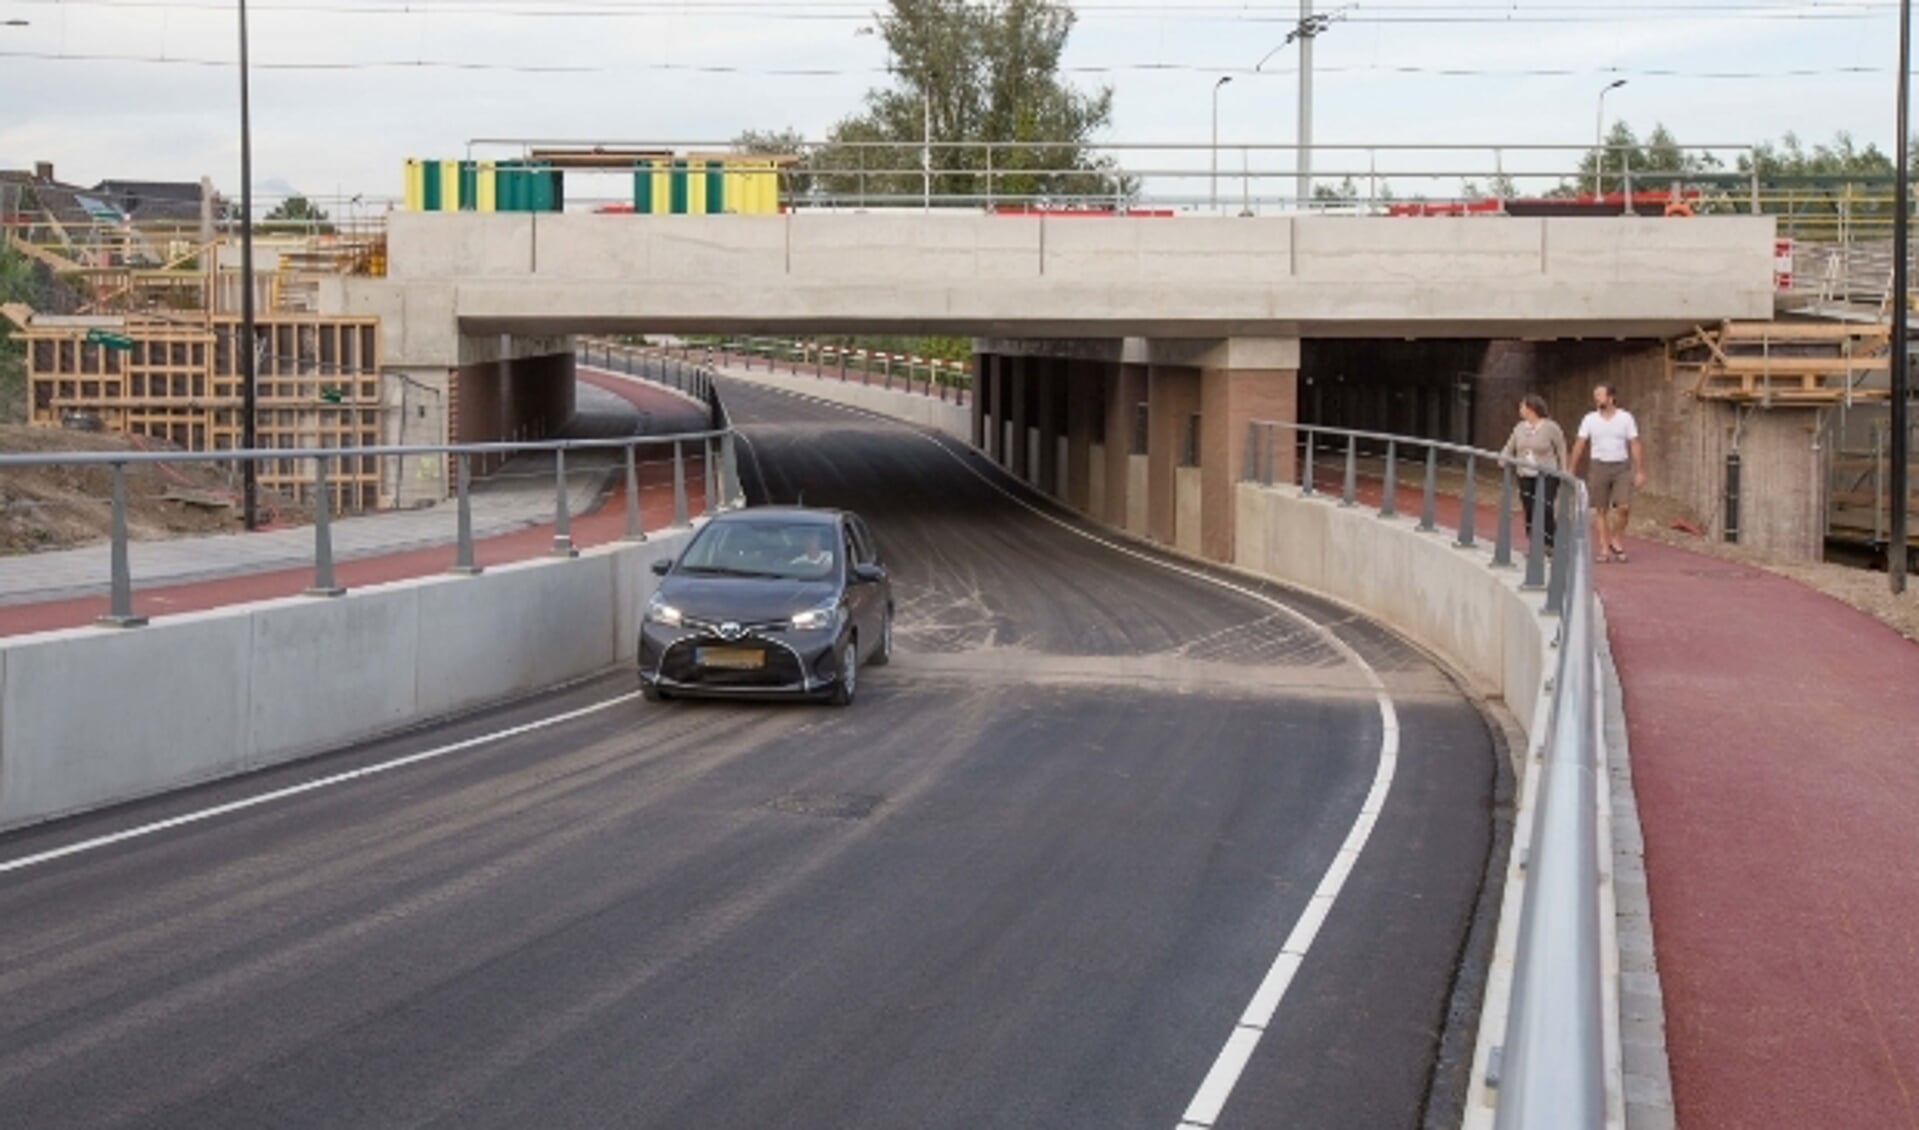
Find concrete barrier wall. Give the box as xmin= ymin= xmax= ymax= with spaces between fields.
xmin=1232 ymin=483 xmax=1550 ymax=738
xmin=716 ymin=366 xmax=971 ymax=441
xmin=0 ymin=530 xmax=695 ymax=832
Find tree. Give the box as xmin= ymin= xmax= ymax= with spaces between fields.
xmin=264 ymin=196 xmax=329 ymax=225
xmin=1575 ymin=122 xmax=1722 ymax=197
xmin=814 ymin=0 xmax=1132 ymax=206
xmin=1459 ymin=173 xmax=1517 ymax=201
xmin=0 ymin=246 xmax=34 ymax=421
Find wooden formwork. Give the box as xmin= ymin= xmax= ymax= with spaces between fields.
xmin=17 ymin=311 xmax=388 ymax=513
xmin=1670 ymin=320 xmax=1891 ymax=404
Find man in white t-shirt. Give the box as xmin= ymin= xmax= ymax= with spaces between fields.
xmin=1569 ymin=384 xmax=1646 ymax=563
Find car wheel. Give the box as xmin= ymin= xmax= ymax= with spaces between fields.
xmin=829 ymin=635 xmax=858 ymax=706
xmin=869 ymin=607 xmax=893 ymax=667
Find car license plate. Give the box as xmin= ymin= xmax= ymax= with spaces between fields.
xmin=698 ymin=647 xmax=764 ymax=670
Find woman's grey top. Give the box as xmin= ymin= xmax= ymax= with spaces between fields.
xmin=1502 ymin=418 xmax=1569 ymax=477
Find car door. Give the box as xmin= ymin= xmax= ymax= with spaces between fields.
xmin=840 ymin=519 xmax=877 ymax=648
xmin=848 ymin=516 xmax=888 ymax=654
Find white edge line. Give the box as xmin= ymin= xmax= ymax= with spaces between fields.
xmin=0 ymin=692 xmax=641 ymax=875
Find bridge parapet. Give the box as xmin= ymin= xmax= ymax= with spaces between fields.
xmin=359 ymin=210 xmax=1776 ymax=345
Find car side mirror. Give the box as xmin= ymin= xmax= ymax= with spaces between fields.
xmin=851 ymin=562 xmax=886 ymax=584
xmin=651 ymin=558 xmax=674 ymax=577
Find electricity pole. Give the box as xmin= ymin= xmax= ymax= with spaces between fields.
xmin=238 ymin=0 xmax=259 ymax=530
xmin=1298 ymin=0 xmax=1313 ymax=204
xmin=1893 ymin=0 xmax=1911 ymax=592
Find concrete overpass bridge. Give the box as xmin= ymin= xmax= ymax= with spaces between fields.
xmin=323 ymin=207 xmax=1774 ymax=560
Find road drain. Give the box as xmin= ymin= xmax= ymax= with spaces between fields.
xmin=765 ymin=791 xmax=884 ymax=821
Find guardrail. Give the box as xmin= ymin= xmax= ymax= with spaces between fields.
xmin=465 ymin=137 xmax=1757 ymax=215
xmin=0 ymin=355 xmax=743 ymax=629
xmin=1240 ymin=421 xmax=1605 ymax=1130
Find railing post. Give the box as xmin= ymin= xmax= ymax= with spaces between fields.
xmin=1492 ymin=460 xmax=1516 ymax=568
xmin=552 ymin=447 xmax=578 ymax=557
xmin=703 ymin=436 xmax=719 ymax=515
xmin=623 ymin=443 xmax=645 ymax=541
xmin=306 ymin=455 xmax=345 ymax=596
xmin=1380 ymin=440 xmax=1398 ymax=518
xmin=1457 ymin=455 xmax=1478 ymax=548
xmin=449 ymin=453 xmax=483 ymax=574
xmin=1301 ymin=429 xmax=1315 ymax=496
xmin=1341 ymin=434 xmax=1358 ymax=506
xmin=96 ymin=461 xmax=147 ymax=627
xmin=722 ymin=431 xmax=744 ymax=508
xmin=1418 ymin=445 xmax=1438 ymax=531
xmin=1545 ymin=486 xmax=1572 ymax=614
xmin=1523 ymin=473 xmax=1551 ymax=589
xmin=672 ymin=440 xmax=690 ymax=527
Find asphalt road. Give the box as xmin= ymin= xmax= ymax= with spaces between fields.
xmin=0 ymin=379 xmax=1502 ymax=1130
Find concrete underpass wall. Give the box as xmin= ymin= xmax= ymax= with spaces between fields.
xmin=1516 ymin=341 xmax=1825 ymax=561
xmin=0 ymin=531 xmax=693 ymax=832
xmin=453 ymin=348 xmax=580 ymax=477
xmin=714 ymin=365 xmax=971 ymax=440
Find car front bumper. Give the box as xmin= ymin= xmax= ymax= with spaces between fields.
xmin=638 ymin=621 xmax=845 ymax=698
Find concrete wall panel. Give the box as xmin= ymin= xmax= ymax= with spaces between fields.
xmin=246 ymin=589 xmax=422 ymax=765
xmin=1 ymin=614 xmax=252 ymax=828
xmin=0 ymin=531 xmax=702 ymax=833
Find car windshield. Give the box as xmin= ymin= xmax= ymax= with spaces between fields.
xmin=677 ymin=521 xmax=839 ymax=582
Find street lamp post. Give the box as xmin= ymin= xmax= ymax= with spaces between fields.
xmin=238 ymin=0 xmax=259 ymax=530
xmin=1892 ymin=0 xmax=1911 ymax=593
xmin=1595 ymin=79 xmax=1627 ymax=198
xmin=1211 ymin=76 xmax=1233 ymax=213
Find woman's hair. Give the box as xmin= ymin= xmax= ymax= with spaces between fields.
xmin=1521 ymin=393 xmax=1550 ymax=419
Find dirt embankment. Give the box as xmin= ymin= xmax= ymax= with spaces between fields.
xmin=1 ymin=425 xmax=247 ymax=555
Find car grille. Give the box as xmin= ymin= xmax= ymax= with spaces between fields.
xmin=658 ymin=635 xmax=807 ymax=689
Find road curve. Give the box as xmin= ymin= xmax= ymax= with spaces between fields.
xmin=0 ymin=378 xmax=1501 ymax=1130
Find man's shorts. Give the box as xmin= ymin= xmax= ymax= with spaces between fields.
xmin=1588 ymin=459 xmax=1634 ymax=510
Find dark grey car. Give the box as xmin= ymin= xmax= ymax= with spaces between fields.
xmin=637 ymin=507 xmax=892 ymax=705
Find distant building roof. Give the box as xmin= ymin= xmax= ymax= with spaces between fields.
xmin=92 ymin=179 xmax=214 ymax=223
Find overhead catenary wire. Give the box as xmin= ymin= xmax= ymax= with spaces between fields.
xmin=0 ymin=47 xmax=1908 ymax=80
xmin=1 ymin=0 xmax=1902 ymax=19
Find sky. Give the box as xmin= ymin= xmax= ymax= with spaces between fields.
xmin=0 ymin=0 xmax=1906 ymax=207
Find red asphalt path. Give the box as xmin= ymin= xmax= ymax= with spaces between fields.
xmin=1324 ymin=467 xmax=1919 ymax=1128
xmin=0 ymin=369 xmax=710 ymax=639
xmin=1598 ymin=542 xmax=1919 ymax=1130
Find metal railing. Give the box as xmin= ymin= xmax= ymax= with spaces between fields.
xmin=0 ymin=356 xmax=743 ymax=628
xmin=466 ymin=138 xmax=1758 ymax=215
xmin=1240 ymin=420 xmax=1604 ymax=1130
xmin=719 ymin=337 xmax=973 ymax=403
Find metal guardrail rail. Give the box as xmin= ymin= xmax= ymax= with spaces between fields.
xmin=466 ymin=137 xmax=1758 ymax=214
xmin=1240 ymin=420 xmax=1606 ymax=1130
xmin=0 ymin=353 xmax=743 ymax=628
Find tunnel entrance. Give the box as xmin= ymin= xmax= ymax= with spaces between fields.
xmin=1298 ymin=340 xmax=1491 ymax=450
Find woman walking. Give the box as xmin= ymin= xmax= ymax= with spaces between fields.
xmin=1502 ymin=394 xmax=1568 ymax=552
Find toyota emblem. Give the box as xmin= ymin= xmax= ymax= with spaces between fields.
xmin=719 ymin=621 xmax=743 ymax=640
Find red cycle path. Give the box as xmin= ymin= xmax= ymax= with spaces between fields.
xmin=1598 ymin=542 xmax=1919 ymax=1130
xmin=1315 ymin=469 xmax=1919 ymax=1129
xmin=0 ymin=369 xmax=710 ymax=639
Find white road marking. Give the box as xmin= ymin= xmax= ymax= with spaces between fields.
xmin=0 ymin=693 xmax=641 ymax=876
xmin=724 ymin=376 xmax=1403 ymax=1130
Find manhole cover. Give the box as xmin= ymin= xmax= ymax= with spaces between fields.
xmin=765 ymin=791 xmax=884 ymax=821
xmin=1678 ymin=567 xmax=1760 ymax=581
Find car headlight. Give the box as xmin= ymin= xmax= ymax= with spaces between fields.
xmin=790 ymin=602 xmax=839 ymax=631
xmin=646 ymin=595 xmax=683 ymax=627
